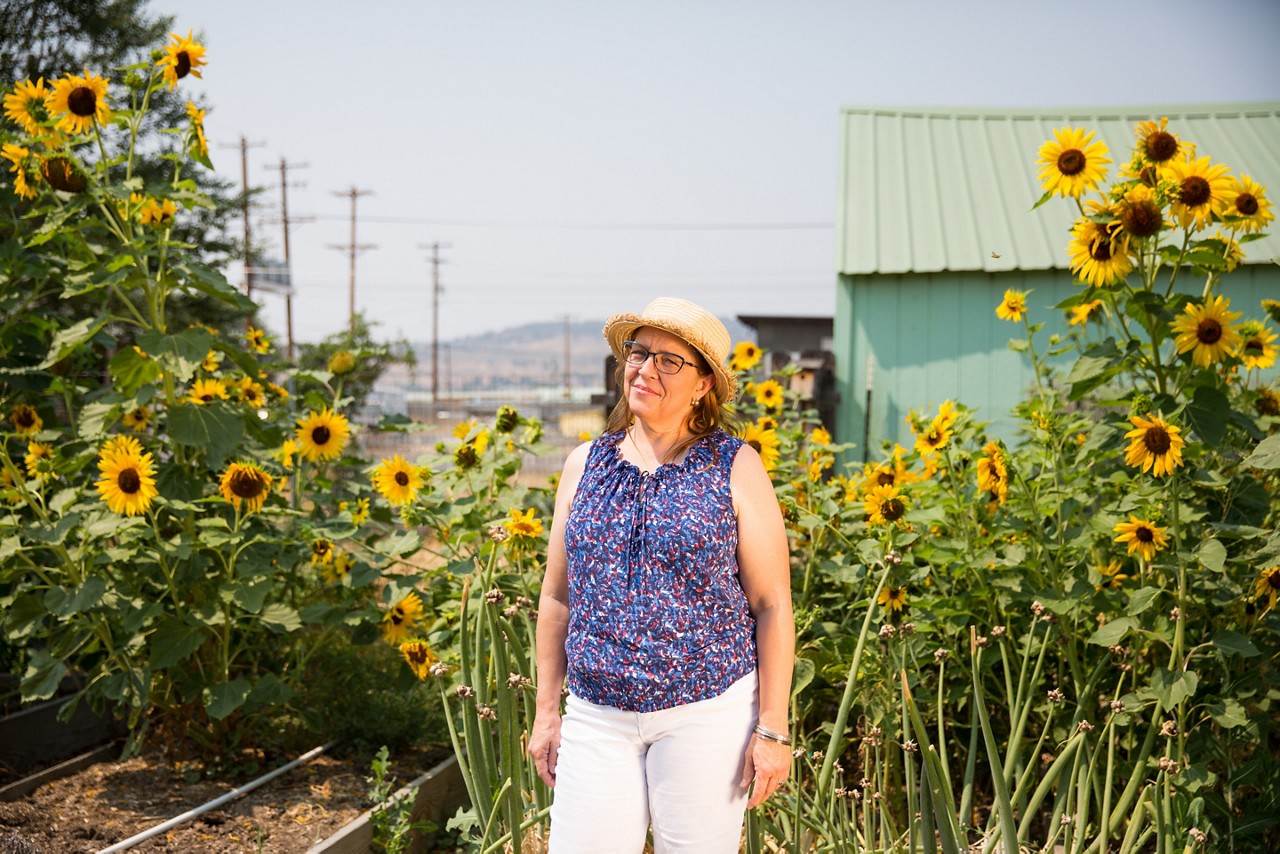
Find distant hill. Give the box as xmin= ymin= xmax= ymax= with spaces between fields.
xmin=377 ymin=316 xmax=754 ymax=394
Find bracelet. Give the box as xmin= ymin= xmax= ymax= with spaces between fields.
xmin=754 ymin=724 xmax=792 ymax=746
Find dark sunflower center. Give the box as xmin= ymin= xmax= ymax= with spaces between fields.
xmin=1090 ymin=237 xmax=1113 ymax=262
xmin=15 ymin=411 xmax=34 ymax=429
xmin=1234 ymin=193 xmax=1259 ymax=216
xmin=394 ymin=471 xmax=410 ymax=487
xmin=199 ymin=393 xmax=214 ymax=402
xmin=889 ymin=589 xmax=904 ymax=602
xmin=1145 ymin=131 xmax=1178 ymax=162
xmin=391 ymin=609 xmax=406 ymax=625
xmin=1136 ymin=527 xmax=1154 ymax=543
xmin=229 ymin=468 xmax=266 ymax=499
xmin=747 ymin=439 xmax=762 ymax=453
xmin=1057 ymin=149 xmax=1086 ymax=176
xmin=926 ymin=430 xmax=941 ymax=445
xmin=405 ymin=645 xmax=429 ymax=664
xmin=1143 ymin=426 xmax=1172 ymax=455
xmin=1196 ymin=319 xmax=1223 ymax=345
xmin=1121 ymin=202 xmax=1162 ymax=238
xmin=312 ymin=426 xmax=331 ymax=445
xmin=1268 ymin=572 xmax=1280 ymax=591
xmin=1258 ymin=391 xmax=1280 ymax=416
xmin=1244 ymin=337 xmax=1263 ymax=356
xmin=882 ymin=498 xmax=905 ymax=521
xmin=132 ymin=409 xmax=147 ymax=421
xmin=117 ymin=468 xmax=141 ymax=495
xmin=876 ymin=471 xmax=895 ymax=486
xmin=1181 ymin=176 xmax=1211 ymax=207
xmin=176 ymin=52 xmax=191 ymax=78
xmin=313 ymin=542 xmax=329 ymax=557
xmin=67 ymin=86 xmax=97 ymax=117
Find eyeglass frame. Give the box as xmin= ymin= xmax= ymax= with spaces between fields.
xmin=620 ymin=340 xmax=707 ymax=376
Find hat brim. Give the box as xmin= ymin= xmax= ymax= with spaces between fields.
xmin=603 ymin=313 xmax=738 ymax=405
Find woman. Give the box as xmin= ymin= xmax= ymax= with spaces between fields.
xmin=528 ymin=297 xmax=794 ymax=852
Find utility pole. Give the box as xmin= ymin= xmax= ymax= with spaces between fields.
xmin=327 ymin=186 xmax=375 ymax=338
xmin=417 ymin=242 xmax=452 ymax=414
xmin=269 ymin=157 xmax=308 ymax=359
xmin=220 ymin=136 xmax=265 ymax=298
xmin=563 ymin=314 xmax=572 ymax=401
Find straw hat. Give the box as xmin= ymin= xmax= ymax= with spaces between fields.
xmin=602 ymin=297 xmax=738 ymax=404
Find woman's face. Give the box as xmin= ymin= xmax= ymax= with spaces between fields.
xmin=624 ymin=327 xmax=714 ymax=429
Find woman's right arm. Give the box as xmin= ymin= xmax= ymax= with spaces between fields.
xmin=528 ymin=441 xmax=590 ymax=789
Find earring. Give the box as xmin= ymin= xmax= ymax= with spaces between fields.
xmin=691 ymin=397 xmax=701 ymax=407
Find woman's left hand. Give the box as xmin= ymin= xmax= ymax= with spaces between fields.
xmin=740 ymin=734 xmax=791 ymax=808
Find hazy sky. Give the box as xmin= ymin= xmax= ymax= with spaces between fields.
xmin=155 ymin=0 xmax=1280 ymax=346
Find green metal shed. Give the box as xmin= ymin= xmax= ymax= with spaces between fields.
xmin=834 ymin=102 xmax=1280 ymax=452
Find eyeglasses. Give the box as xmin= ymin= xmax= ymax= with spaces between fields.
xmin=621 ymin=340 xmax=701 ymax=375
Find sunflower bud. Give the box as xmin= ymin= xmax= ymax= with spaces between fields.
xmin=328 ymin=350 xmax=356 ymax=375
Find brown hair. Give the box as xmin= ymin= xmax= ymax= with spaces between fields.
xmin=604 ymin=354 xmax=740 ymax=464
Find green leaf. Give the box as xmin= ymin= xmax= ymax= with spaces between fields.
xmin=179 ymin=261 xmax=257 ymax=311
xmin=45 ymin=578 xmax=108 ymax=617
xmin=137 ymin=328 xmax=212 ymax=385
xmin=791 ymin=657 xmax=815 ymax=701
xmin=39 ymin=317 xmax=106 ymax=369
xmin=378 ymin=529 xmax=423 ymax=557
xmin=149 ymin=617 xmax=207 ymax=669
xmin=77 ymin=401 xmax=120 ymax=441
xmin=1067 ymin=339 xmax=1121 ymax=400
xmin=1030 ymin=189 xmax=1054 ymax=211
xmin=1151 ymin=668 xmax=1198 ymax=707
xmin=225 ymin=578 xmax=272 ymax=614
xmin=109 ymin=346 xmax=162 ymax=397
xmin=260 ymin=603 xmax=302 ymax=633
xmin=1184 ymin=384 xmax=1230 ymax=445
xmin=1244 ymin=433 xmax=1280 ymax=470
xmin=22 ymin=650 xmax=66 ymax=701
xmin=1126 ymin=587 xmax=1161 ymax=616
xmin=1212 ymin=630 xmax=1259 ymax=658
xmin=1087 ymin=616 xmax=1136 ymax=646
xmin=167 ymin=403 xmax=244 ymax=469
xmin=248 ymin=673 xmax=294 ymax=707
xmin=1207 ymin=698 xmax=1249 ymax=729
xmin=1195 ymin=538 xmax=1227 ymax=573
xmin=204 ymin=678 xmax=251 ymax=719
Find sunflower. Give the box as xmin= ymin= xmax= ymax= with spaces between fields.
xmin=976 ymin=442 xmax=1008 ymax=505
xmin=187 ymin=377 xmax=228 ymax=405
xmin=495 ymin=405 xmax=522 ymax=433
xmin=340 ymin=497 xmax=370 ymax=526
xmin=877 ymin=585 xmax=909 ymax=613
xmin=121 ymin=406 xmax=153 ymax=432
xmin=218 ymin=461 xmax=273 ymax=514
xmin=4 ymin=78 xmax=49 ymax=134
xmin=754 ymin=379 xmax=784 ymax=409
xmin=2 ymin=143 xmax=36 ymax=200
xmin=157 ymin=30 xmax=207 ymax=90
xmin=1239 ymin=320 xmax=1278 ymax=370
xmin=1133 ymin=118 xmax=1192 ymax=168
xmin=454 ymin=443 xmax=480 ymax=470
xmin=731 ymin=341 xmax=762 ymax=372
xmin=1069 ymin=299 xmax=1103 ymax=327
xmin=1257 ymin=387 xmax=1280 ymax=417
xmin=1220 ymin=175 xmax=1273 ymax=234
xmin=1097 ymin=560 xmax=1131 ymax=590
xmin=400 ymin=640 xmax=437 ymax=680
xmin=328 ymin=350 xmax=356 ymax=375
xmin=323 ymin=550 xmax=352 ymax=584
xmin=185 ymin=102 xmax=208 ymax=157
xmin=372 ymin=454 xmax=422 ymax=505
xmin=864 ymin=483 xmax=908 ymax=526
xmin=1170 ymin=295 xmax=1242 ymax=368
xmin=1037 ymin=127 xmax=1110 ymax=198
xmin=1262 ymin=299 xmax=1280 ymax=326
xmin=1162 ymin=156 xmax=1232 ymax=231
xmin=757 ymin=415 xmax=778 ymax=431
xmin=278 ymin=438 xmax=298 ymax=470
xmin=1116 ymin=184 xmax=1165 ymax=240
xmin=95 ymin=442 xmax=158 ymax=516
xmin=1113 ymin=515 xmax=1169 ymax=563
xmin=737 ymin=421 xmax=780 ymax=472
xmin=1067 ymin=218 xmax=1134 ymax=287
xmin=295 ymin=408 xmax=351 ymax=462
xmin=24 ymin=442 xmax=53 ymax=480
xmin=139 ymin=198 xmax=177 ymax=226
xmin=246 ymin=327 xmax=270 ymax=354
xmin=8 ymin=403 xmax=42 ymax=435
xmin=382 ymin=592 xmax=424 ymax=645
xmin=914 ymin=417 xmax=951 ymax=457
xmin=1124 ymin=414 xmax=1184 ymax=478
xmin=996 ymin=289 xmax=1027 ymax=322
xmin=1256 ymin=567 xmax=1280 ymax=610
xmin=201 ymin=349 xmax=222 ymax=372
xmin=236 ymin=378 xmax=266 ymax=408
xmin=310 ymin=538 xmax=334 ymax=566
xmin=504 ymin=507 xmax=544 ymax=541
xmin=47 ymin=71 xmax=110 ymax=135
xmin=1204 ymin=231 xmax=1244 ymax=272
xmin=809 ymin=426 xmax=832 ymax=446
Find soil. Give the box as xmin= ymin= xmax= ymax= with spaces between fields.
xmin=0 ymin=742 xmax=453 ymax=854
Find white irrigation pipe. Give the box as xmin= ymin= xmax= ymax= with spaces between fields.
xmin=96 ymin=742 xmax=334 ymax=854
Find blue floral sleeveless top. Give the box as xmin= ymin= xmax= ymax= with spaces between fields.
xmin=562 ymin=429 xmax=757 ymax=712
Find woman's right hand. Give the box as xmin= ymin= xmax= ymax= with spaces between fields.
xmin=528 ymin=710 xmax=563 ymax=788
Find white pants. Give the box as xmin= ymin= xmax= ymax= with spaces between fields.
xmin=548 ymin=671 xmax=757 ymax=854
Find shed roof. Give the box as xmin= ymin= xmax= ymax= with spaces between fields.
xmin=836 ymin=103 xmax=1280 ymax=276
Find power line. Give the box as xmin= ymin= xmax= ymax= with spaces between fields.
xmin=326 ymin=186 xmax=376 ymax=336
xmin=279 ymin=212 xmax=835 ymax=230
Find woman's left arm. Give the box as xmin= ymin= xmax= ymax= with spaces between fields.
xmin=731 ymin=443 xmax=794 ymax=808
